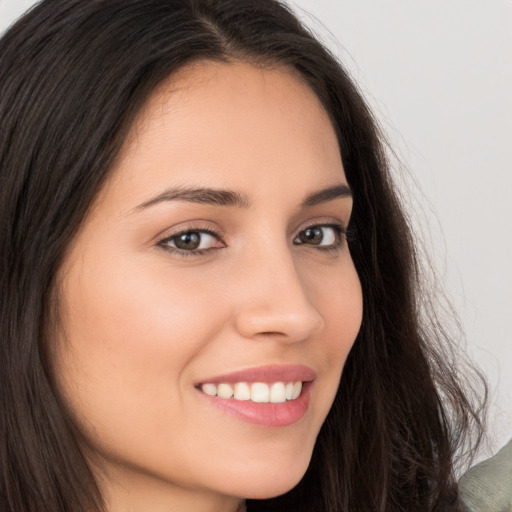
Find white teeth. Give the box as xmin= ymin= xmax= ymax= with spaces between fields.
xmin=270 ymin=382 xmax=286 ymax=403
xmin=291 ymin=381 xmax=302 ymax=400
xmin=234 ymin=382 xmax=251 ymax=401
xmin=251 ymin=382 xmax=270 ymax=402
xmin=200 ymin=381 xmax=303 ymax=403
xmin=285 ymin=382 xmax=294 ymax=400
xmin=202 ymin=383 xmax=218 ymax=396
xmin=217 ymin=383 xmax=234 ymax=399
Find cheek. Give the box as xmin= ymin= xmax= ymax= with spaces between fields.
xmin=54 ymin=252 xmax=227 ymax=434
xmin=308 ymin=259 xmax=362 ymax=360
xmin=62 ymin=254 xmax=218 ymax=360
xmin=320 ymin=266 xmax=362 ymax=396
xmin=298 ymin=258 xmax=362 ymax=423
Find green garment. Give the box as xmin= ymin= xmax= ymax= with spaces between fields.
xmin=459 ymin=439 xmax=512 ymax=512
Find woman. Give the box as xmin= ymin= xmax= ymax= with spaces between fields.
xmin=0 ymin=1 xmax=485 ymax=511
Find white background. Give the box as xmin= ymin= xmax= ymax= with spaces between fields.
xmin=1 ymin=0 xmax=510 ymax=458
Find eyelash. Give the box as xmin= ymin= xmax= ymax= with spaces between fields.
xmin=156 ymin=222 xmax=350 ymax=258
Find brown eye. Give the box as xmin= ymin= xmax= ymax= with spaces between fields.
xmin=174 ymin=232 xmax=201 ymax=250
xmin=294 ymin=225 xmax=340 ymax=247
xmin=159 ymin=230 xmax=221 ymax=252
xmin=297 ymin=227 xmax=324 ymax=245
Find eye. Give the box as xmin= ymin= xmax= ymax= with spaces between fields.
xmin=158 ymin=228 xmax=223 ymax=253
xmin=293 ymin=224 xmax=343 ymax=248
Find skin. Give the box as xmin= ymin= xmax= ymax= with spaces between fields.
xmin=55 ymin=61 xmax=363 ymax=512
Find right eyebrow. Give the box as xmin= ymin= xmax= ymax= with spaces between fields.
xmin=134 ymin=186 xmax=251 ymax=210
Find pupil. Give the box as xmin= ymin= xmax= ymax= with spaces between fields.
xmin=176 ymin=232 xmax=200 ymax=250
xmin=302 ymin=227 xmax=323 ymax=244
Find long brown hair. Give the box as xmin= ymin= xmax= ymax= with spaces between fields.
xmin=0 ymin=1 xmax=485 ymax=511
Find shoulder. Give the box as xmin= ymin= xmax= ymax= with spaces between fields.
xmin=459 ymin=439 xmax=512 ymax=512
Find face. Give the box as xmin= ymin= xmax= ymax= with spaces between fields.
xmin=55 ymin=61 xmax=363 ymax=511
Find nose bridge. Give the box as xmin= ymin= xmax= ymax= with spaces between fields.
xmin=232 ymin=237 xmax=324 ymax=342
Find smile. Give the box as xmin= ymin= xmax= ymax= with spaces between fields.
xmin=196 ymin=365 xmax=315 ymax=427
xmin=200 ymin=381 xmax=303 ymax=403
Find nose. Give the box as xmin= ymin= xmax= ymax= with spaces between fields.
xmin=232 ymin=245 xmax=325 ymax=343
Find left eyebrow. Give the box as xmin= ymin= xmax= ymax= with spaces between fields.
xmin=134 ymin=182 xmax=352 ymax=211
xmin=300 ymin=183 xmax=352 ymax=207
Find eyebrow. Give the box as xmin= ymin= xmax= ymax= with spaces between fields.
xmin=135 ymin=183 xmax=351 ymax=211
xmin=300 ymin=183 xmax=352 ymax=207
xmin=136 ymin=186 xmax=250 ymax=210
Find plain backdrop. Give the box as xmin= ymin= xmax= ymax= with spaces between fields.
xmin=1 ymin=0 xmax=511 ymax=459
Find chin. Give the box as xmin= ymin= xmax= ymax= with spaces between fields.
xmin=240 ymin=474 xmax=306 ymax=500
xmin=231 ymin=476 xmax=307 ymax=501
xmin=217 ymin=450 xmax=312 ymax=500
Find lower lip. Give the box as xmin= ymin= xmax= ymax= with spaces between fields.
xmin=199 ymin=382 xmax=312 ymax=427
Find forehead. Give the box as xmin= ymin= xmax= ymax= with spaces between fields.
xmin=133 ymin=59 xmax=332 ymax=134
xmin=102 ymin=60 xmax=345 ymax=209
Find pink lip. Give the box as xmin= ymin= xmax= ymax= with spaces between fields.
xmin=197 ymin=364 xmax=316 ymax=384
xmin=196 ymin=365 xmax=315 ymax=428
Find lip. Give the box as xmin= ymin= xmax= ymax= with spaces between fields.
xmin=196 ymin=364 xmax=316 ymax=385
xmin=196 ymin=364 xmax=316 ymax=428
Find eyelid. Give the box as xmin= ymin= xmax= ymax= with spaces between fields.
xmin=293 ymin=219 xmax=349 ymax=252
xmin=297 ymin=218 xmax=347 ymax=233
xmin=155 ymin=223 xmax=225 ymax=253
xmin=155 ymin=221 xmax=224 ymax=241
xmin=295 ymin=218 xmax=348 ymax=239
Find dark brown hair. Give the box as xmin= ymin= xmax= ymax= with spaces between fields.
xmin=0 ymin=1 xmax=485 ymax=511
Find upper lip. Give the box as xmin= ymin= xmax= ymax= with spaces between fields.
xmin=197 ymin=364 xmax=316 ymax=384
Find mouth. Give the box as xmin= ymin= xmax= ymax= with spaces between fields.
xmin=195 ymin=365 xmax=315 ymax=427
xmin=198 ymin=380 xmax=304 ymax=403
